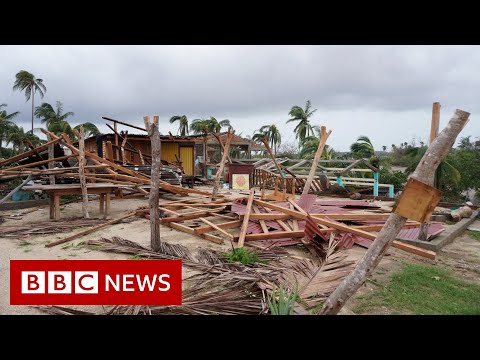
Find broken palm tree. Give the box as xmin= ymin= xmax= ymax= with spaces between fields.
xmin=320 ymin=108 xmax=471 ymax=315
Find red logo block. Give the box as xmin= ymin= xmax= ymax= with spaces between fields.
xmin=10 ymin=260 xmax=182 ymax=305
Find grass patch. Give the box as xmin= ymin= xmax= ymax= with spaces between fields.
xmin=60 ymin=195 xmax=81 ymax=205
xmin=466 ymin=230 xmax=480 ymax=241
xmin=128 ymin=255 xmax=144 ymax=260
xmin=61 ymin=243 xmax=74 ymax=250
xmin=445 ymin=220 xmax=457 ymax=225
xmin=222 ymin=248 xmax=260 ymax=265
xmin=354 ymin=263 xmax=480 ymax=315
xmin=23 ymin=249 xmax=32 ymax=253
xmin=268 ymin=284 xmax=298 ymax=315
xmin=18 ymin=240 xmax=32 ymax=247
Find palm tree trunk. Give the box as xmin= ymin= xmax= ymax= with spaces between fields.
xmin=31 ymin=89 xmax=34 ymax=133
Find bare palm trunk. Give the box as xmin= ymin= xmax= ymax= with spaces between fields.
xmin=31 ymin=89 xmax=34 ymax=133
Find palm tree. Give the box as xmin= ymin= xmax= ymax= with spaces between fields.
xmin=6 ymin=125 xmax=40 ymax=153
xmin=35 ymin=101 xmax=76 ymax=138
xmin=286 ymin=100 xmax=317 ymax=143
xmin=0 ymin=104 xmax=20 ymax=150
xmin=252 ymin=124 xmax=282 ymax=154
xmin=190 ymin=116 xmax=232 ymax=134
xmin=458 ymin=136 xmax=473 ymax=150
xmin=299 ymin=136 xmax=336 ymax=160
xmin=12 ymin=70 xmax=47 ymax=132
xmin=74 ymin=122 xmax=101 ymax=139
xmin=382 ymin=145 xmax=387 ymax=151
xmin=405 ymin=146 xmax=460 ymax=192
xmin=169 ymin=115 xmax=189 ymax=136
xmin=350 ymin=135 xmax=376 ymax=159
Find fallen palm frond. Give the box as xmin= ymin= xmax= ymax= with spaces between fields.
xmin=0 ymin=217 xmax=108 ymax=238
xmin=87 ymin=236 xmax=194 ymax=261
xmin=279 ymin=233 xmax=356 ymax=309
xmin=33 ymin=305 xmax=95 ymax=315
xmin=36 ymin=236 xmax=357 ymax=315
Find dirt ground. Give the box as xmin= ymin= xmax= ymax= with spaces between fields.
xmin=1 ymin=187 xmax=478 ymax=315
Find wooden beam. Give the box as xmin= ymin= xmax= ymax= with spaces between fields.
xmin=320 ymin=108 xmax=470 ymax=315
xmin=193 ymin=220 xmax=242 ymax=235
xmin=121 ymin=131 xmax=128 ymax=165
xmin=253 ymin=199 xmax=306 ymax=220
xmin=47 ymin=135 xmax=56 ymax=185
xmin=212 ymin=129 xmax=233 ymax=200
xmin=45 ymin=212 xmax=138 ymax=247
xmin=103 ymin=116 xmax=148 ymax=132
xmin=5 ymin=155 xmax=73 ymax=172
xmin=234 ymin=230 xmax=305 ymax=241
xmin=167 ymin=222 xmax=224 ymax=244
xmin=302 ymin=126 xmax=331 ymax=195
xmin=237 ymin=189 xmax=255 ymax=248
xmin=260 ymin=136 xmax=284 ymax=178
xmin=212 ymin=132 xmax=233 ymax=165
xmin=160 ymin=208 xmax=224 ymax=223
xmin=253 ymin=205 xmax=269 ymax=233
xmin=199 ymin=217 xmax=234 ymax=240
xmin=0 ymin=137 xmax=61 ymax=167
xmin=105 ymin=141 xmax=114 ymax=162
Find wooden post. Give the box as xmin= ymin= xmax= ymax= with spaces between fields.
xmin=114 ymin=121 xmax=119 ymax=161
xmin=121 ymin=131 xmax=128 ymax=165
xmin=237 ymin=189 xmax=255 ymax=248
xmin=212 ymin=129 xmax=233 ymax=201
xmin=78 ymin=127 xmax=90 ymax=218
xmin=212 ymin=132 xmax=233 ymax=164
xmin=203 ymin=131 xmax=208 ymax=178
xmin=260 ymin=136 xmax=285 ymax=178
xmin=105 ymin=141 xmax=114 ymax=162
xmin=144 ymin=115 xmax=162 ymax=252
xmin=418 ymin=102 xmax=441 ymax=241
xmin=139 ymin=149 xmax=145 ymax=165
xmin=302 ymin=126 xmax=331 ymax=196
xmin=319 ymin=109 xmax=470 ymax=315
xmin=47 ymin=135 xmax=55 ymax=185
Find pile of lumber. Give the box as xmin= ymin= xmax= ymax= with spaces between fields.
xmin=141 ymin=192 xmax=439 ymax=259
xmin=0 ymin=129 xmax=213 ymax=198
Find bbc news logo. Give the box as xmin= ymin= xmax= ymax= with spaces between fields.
xmin=10 ymin=260 xmax=182 ymax=305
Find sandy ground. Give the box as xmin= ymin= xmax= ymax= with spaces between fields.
xmin=1 ymin=187 xmax=477 ymax=315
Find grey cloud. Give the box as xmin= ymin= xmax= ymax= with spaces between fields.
xmin=0 ymin=45 xmax=479 ymax=150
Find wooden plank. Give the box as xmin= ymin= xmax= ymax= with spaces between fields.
xmin=260 ymin=136 xmax=285 ymax=178
xmin=102 ymin=116 xmax=148 ymax=132
xmin=237 ymin=189 xmax=255 ymax=248
xmin=106 ymin=141 xmax=114 ymax=162
xmin=392 ymin=241 xmax=436 ymax=260
xmin=199 ymin=217 xmax=234 ymax=240
xmin=392 ymin=178 xmax=442 ymax=223
xmin=253 ymin=205 xmax=269 ymax=233
xmin=6 ymin=155 xmax=73 ymax=172
xmin=45 ymin=212 xmax=138 ymax=247
xmin=0 ymin=138 xmax=61 ymax=167
xmin=253 ymin=199 xmax=306 ymax=220
xmin=234 ymin=230 xmax=305 ymax=241
xmin=121 ymin=131 xmax=128 ymax=165
xmin=160 ymin=208 xmax=224 ymax=223
xmin=167 ymin=221 xmax=224 ymax=244
xmin=302 ymin=126 xmax=332 ymax=195
xmin=212 ymin=129 xmax=233 ymax=200
xmin=193 ymin=220 xmax=242 ymax=235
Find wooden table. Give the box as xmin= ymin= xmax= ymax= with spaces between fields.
xmin=25 ymin=183 xmax=124 ymax=220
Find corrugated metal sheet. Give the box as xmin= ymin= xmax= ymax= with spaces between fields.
xmin=179 ymin=146 xmax=194 ymax=176
xmin=161 ymin=143 xmax=179 ymax=163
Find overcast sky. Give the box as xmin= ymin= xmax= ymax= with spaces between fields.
xmin=0 ymin=45 xmax=478 ymax=151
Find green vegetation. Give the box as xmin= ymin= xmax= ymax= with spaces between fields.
xmin=286 ymin=100 xmax=317 ymax=143
xmin=128 ymin=254 xmax=145 ymax=260
xmin=354 ymin=263 xmax=480 ymax=315
xmin=466 ymin=230 xmax=480 ymax=241
xmin=190 ymin=116 xmax=231 ymax=134
xmin=222 ymin=248 xmax=260 ymax=265
xmin=267 ymin=284 xmax=298 ymax=315
xmin=13 ymin=70 xmax=47 ymax=132
xmin=169 ymin=115 xmax=189 ymax=136
xmin=252 ymin=124 xmax=281 ymax=155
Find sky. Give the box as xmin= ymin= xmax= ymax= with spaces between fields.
xmin=0 ymin=45 xmax=478 ymax=151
